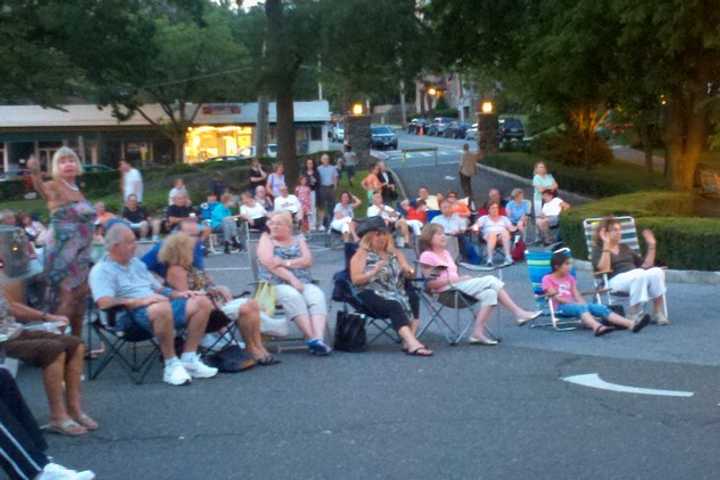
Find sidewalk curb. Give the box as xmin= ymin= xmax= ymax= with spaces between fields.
xmin=574 ymin=259 xmax=720 ymax=285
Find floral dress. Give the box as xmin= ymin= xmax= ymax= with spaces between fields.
xmin=44 ymin=200 xmax=96 ymax=309
xmin=357 ymin=251 xmax=413 ymax=319
xmin=295 ymin=185 xmax=312 ymax=231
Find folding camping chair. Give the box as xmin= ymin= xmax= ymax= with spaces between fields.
xmin=582 ymin=216 xmax=669 ymax=318
xmin=415 ymin=252 xmax=505 ymax=345
xmin=85 ymin=300 xmax=163 ymax=384
xmin=525 ymin=248 xmax=583 ymax=331
xmin=331 ymin=242 xmax=401 ymax=345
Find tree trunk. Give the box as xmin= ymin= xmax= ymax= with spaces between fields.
xmin=172 ymin=135 xmax=185 ymax=164
xmin=666 ymin=88 xmax=707 ymax=191
xmin=638 ymin=124 xmax=653 ymax=173
xmin=277 ymin=85 xmax=298 ymax=189
xmin=399 ymin=80 xmax=407 ymax=128
xmin=255 ymin=94 xmax=269 ymax=159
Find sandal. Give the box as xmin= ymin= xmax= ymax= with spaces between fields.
xmin=73 ymin=413 xmax=98 ymax=431
xmin=43 ymin=419 xmax=87 ymax=437
xmin=594 ymin=325 xmax=614 ymax=337
xmin=406 ymin=346 xmax=433 ymax=357
xmin=257 ymin=355 xmax=281 ymax=366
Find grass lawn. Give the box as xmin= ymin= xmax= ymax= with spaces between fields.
xmin=483 ymin=152 xmax=669 ymax=198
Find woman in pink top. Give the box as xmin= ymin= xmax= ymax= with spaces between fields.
xmin=541 ymin=252 xmax=649 ymax=336
xmin=418 ymin=224 xmax=541 ymax=345
xmin=471 ymin=202 xmax=516 ymax=267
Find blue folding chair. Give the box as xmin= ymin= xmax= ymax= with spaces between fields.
xmin=525 ymin=248 xmax=583 ymax=331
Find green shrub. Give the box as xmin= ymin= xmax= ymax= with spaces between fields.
xmin=482 ymin=152 xmax=668 ymax=197
xmin=559 ymin=191 xmax=720 ymax=270
xmin=534 ymin=128 xmax=613 ymax=168
xmin=0 ymin=180 xmax=29 ymax=201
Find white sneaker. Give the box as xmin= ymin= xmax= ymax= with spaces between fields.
xmin=182 ymin=357 xmax=218 ymax=379
xmin=163 ymin=362 xmax=192 ymax=386
xmin=38 ymin=463 xmax=96 ymax=480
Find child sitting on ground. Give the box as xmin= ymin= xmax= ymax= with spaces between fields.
xmin=541 ymin=251 xmax=650 ymax=336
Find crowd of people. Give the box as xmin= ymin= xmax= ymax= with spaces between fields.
xmin=0 ymin=146 xmax=671 ymax=480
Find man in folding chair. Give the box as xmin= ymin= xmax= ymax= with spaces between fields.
xmin=89 ymin=223 xmax=218 ymax=386
xmin=591 ymin=217 xmax=669 ymax=325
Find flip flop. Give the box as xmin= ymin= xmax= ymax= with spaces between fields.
xmin=594 ymin=325 xmax=615 ymax=337
xmin=516 ymin=311 xmax=542 ymax=326
xmin=406 ymin=346 xmax=433 ymax=357
xmin=43 ymin=419 xmax=87 ymax=437
xmin=257 ymin=355 xmax=281 ymax=366
xmin=73 ymin=413 xmax=99 ymax=431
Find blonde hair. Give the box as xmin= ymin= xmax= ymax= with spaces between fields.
xmin=358 ymin=230 xmax=395 ymax=255
xmin=158 ymin=233 xmax=195 ymax=268
xmin=419 ymin=223 xmax=444 ymax=253
xmin=533 ymin=161 xmax=547 ymax=176
xmin=51 ymin=147 xmax=83 ymax=179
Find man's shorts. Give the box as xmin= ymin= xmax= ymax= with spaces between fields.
xmin=127 ymin=298 xmax=188 ymax=333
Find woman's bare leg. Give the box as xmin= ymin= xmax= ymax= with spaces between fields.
xmin=497 ymin=289 xmax=536 ymax=319
xmin=471 ymin=306 xmax=494 ymax=339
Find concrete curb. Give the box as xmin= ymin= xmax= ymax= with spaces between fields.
xmin=574 ymin=259 xmax=720 ymax=285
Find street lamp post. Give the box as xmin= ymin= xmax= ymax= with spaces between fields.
xmin=477 ymin=99 xmax=498 ymax=155
xmin=345 ymin=101 xmax=371 ymax=166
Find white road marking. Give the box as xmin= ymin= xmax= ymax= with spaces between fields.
xmin=444 ymin=176 xmax=456 ymax=180
xmin=562 ymin=373 xmax=694 ymax=398
xmin=419 ymin=152 xmax=433 ymax=157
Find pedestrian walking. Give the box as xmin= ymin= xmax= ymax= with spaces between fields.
xmin=119 ymin=159 xmax=143 ymax=203
xmin=341 ymin=144 xmax=358 ymax=186
xmin=317 ymin=154 xmax=338 ymax=229
xmin=458 ymin=143 xmax=478 ymax=202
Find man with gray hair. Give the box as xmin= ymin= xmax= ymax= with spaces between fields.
xmin=89 ymin=223 xmax=217 ymax=386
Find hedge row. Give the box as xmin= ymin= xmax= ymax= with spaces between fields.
xmin=482 ymin=152 xmax=668 ymax=198
xmin=559 ymin=191 xmax=720 ymax=271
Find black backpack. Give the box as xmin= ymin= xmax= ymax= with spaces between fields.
xmin=333 ymin=311 xmax=367 ymax=352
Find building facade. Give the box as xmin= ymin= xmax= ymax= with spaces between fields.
xmin=0 ymin=101 xmax=331 ymax=173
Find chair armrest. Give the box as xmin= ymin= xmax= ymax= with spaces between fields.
xmin=579 ymin=287 xmax=610 ymax=297
xmin=593 ymin=269 xmax=612 ymax=277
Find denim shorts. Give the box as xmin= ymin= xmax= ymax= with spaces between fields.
xmin=127 ymin=298 xmax=188 ymax=333
xmin=556 ymin=303 xmax=611 ymax=319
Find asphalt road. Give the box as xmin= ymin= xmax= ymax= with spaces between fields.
xmin=8 ymin=137 xmax=720 ymax=479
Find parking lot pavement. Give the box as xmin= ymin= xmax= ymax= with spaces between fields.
xmin=10 ymin=233 xmax=720 ymax=480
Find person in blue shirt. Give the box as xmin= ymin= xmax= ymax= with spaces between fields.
xmin=505 ymin=188 xmax=530 ymax=241
xmin=211 ymin=193 xmax=242 ymax=254
xmin=199 ymin=193 xmax=219 ymax=222
xmin=142 ymin=220 xmax=205 ymax=277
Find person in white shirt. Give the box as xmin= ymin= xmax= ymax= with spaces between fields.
xmin=273 ymin=185 xmax=303 ymax=223
xmin=329 ymin=191 xmax=361 ymax=241
xmin=536 ymin=189 xmax=570 ymax=245
xmin=168 ymin=178 xmax=188 ymax=206
xmin=119 ymin=160 xmax=143 ymax=203
xmin=366 ymin=192 xmax=410 ymax=246
xmin=239 ymin=191 xmax=268 ymax=231
xmin=430 ymin=200 xmax=468 ymax=235
xmin=472 ymin=202 xmax=516 ymax=266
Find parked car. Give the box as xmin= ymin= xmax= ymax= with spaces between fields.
xmin=464 ymin=123 xmax=479 ymax=140
xmin=498 ymin=117 xmax=525 ymax=140
xmin=443 ymin=121 xmax=471 ymax=139
xmin=407 ymin=118 xmax=430 ymax=134
xmin=82 ymin=164 xmax=115 ymax=174
xmin=427 ymin=117 xmax=454 ymax=136
xmin=209 ymin=155 xmax=244 ymax=163
xmin=370 ymin=126 xmax=399 ymax=150
xmin=234 ymin=143 xmax=279 ymax=159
